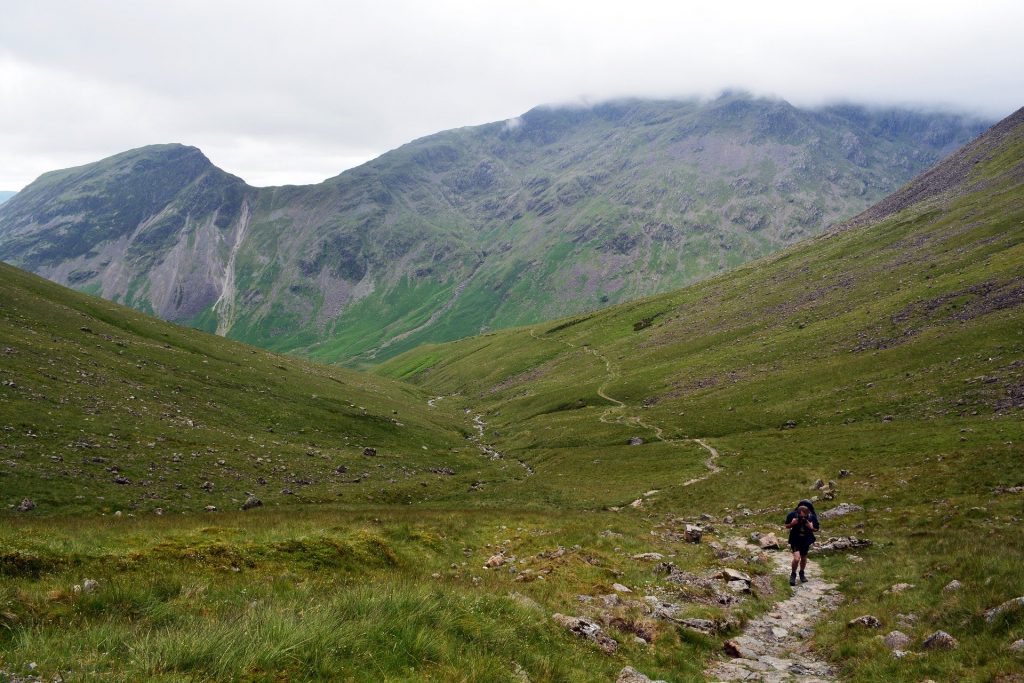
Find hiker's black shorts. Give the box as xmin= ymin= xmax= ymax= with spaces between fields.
xmin=790 ymin=540 xmax=812 ymax=557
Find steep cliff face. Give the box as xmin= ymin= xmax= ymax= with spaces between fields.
xmin=0 ymin=95 xmax=990 ymax=364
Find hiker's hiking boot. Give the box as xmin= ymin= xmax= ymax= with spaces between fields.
xmin=800 ymin=572 xmax=808 ymax=583
xmin=790 ymin=573 xmax=797 ymax=586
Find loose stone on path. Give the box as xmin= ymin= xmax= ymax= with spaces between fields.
xmin=707 ymin=537 xmax=842 ymax=682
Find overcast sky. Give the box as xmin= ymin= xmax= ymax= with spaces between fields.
xmin=1 ymin=1 xmax=1021 ymax=190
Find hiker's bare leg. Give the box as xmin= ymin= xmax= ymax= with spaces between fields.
xmin=791 ymin=551 xmax=801 ymax=573
xmin=799 ymin=553 xmax=808 ymax=573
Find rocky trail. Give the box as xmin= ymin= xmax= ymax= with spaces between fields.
xmin=707 ymin=538 xmax=842 ymax=683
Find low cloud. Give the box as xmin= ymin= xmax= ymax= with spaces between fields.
xmin=0 ymin=1 xmax=1020 ymax=189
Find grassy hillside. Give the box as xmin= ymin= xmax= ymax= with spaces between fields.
xmin=0 ymin=263 xmax=775 ymax=682
xmin=380 ymin=108 xmax=1024 ymax=681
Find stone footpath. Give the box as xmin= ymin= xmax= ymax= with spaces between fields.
xmin=706 ymin=539 xmax=842 ymax=683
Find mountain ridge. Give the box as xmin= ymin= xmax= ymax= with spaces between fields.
xmin=0 ymin=95 xmax=990 ymax=364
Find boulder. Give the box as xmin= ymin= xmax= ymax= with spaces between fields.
xmin=838 ymin=469 xmax=851 ymax=478
xmin=241 ymin=494 xmax=263 ymax=510
xmin=362 ymin=447 xmax=377 ymax=456
xmin=485 ymin=553 xmax=505 ymax=569
xmin=684 ymin=524 xmax=703 ymax=544
xmin=204 ymin=505 xmax=217 ymax=512
xmin=616 ymin=666 xmax=667 ymax=683
xmin=985 ymin=596 xmax=1024 ymax=622
xmin=811 ymin=478 xmax=825 ymax=489
xmin=1009 ymin=639 xmax=1024 ymax=652
xmin=921 ymin=630 xmax=958 ymax=650
xmin=759 ymin=533 xmax=781 ymax=550
xmin=627 ymin=436 xmax=644 ymax=446
xmin=725 ymin=580 xmax=751 ymax=594
xmin=887 ymin=583 xmax=915 ymax=594
xmin=884 ymin=631 xmax=912 ymax=650
xmin=848 ymin=615 xmax=882 ymax=628
xmin=612 ymin=583 xmax=632 ymax=593
xmin=676 ymin=618 xmax=717 ymax=635
xmin=82 ymin=578 xmax=99 ymax=593
xmin=16 ymin=498 xmax=35 ymax=512
xmin=943 ymin=580 xmax=962 ymax=593
xmin=820 ymin=502 xmax=863 ymax=519
xmin=552 ymin=614 xmax=617 ymax=653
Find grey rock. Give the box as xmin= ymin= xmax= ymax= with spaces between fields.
xmin=717 ymin=567 xmax=752 ymax=584
xmin=759 ymin=533 xmax=781 ymax=550
xmin=616 ymin=666 xmax=667 ymax=683
xmin=838 ymin=469 xmax=851 ymax=478
xmin=884 ymin=630 xmax=912 ymax=650
xmin=887 ymin=582 xmax=915 ymax=594
xmin=362 ymin=447 xmax=377 ymax=456
xmin=943 ymin=579 xmax=962 ymax=592
xmin=848 ymin=615 xmax=882 ymax=628
xmin=985 ymin=596 xmax=1024 ymax=622
xmin=811 ymin=478 xmax=825 ymax=489
xmin=82 ymin=578 xmax=99 ymax=593
xmin=631 ymin=552 xmax=664 ymax=561
xmin=627 ymin=436 xmax=644 ymax=446
xmin=921 ymin=630 xmax=958 ymax=650
xmin=820 ymin=502 xmax=863 ymax=519
xmin=241 ymin=494 xmax=262 ymax=510
xmin=1009 ymin=639 xmax=1024 ymax=652
xmin=552 ymin=613 xmax=617 ymax=653
xmin=16 ymin=498 xmax=35 ymax=512
xmin=684 ymin=524 xmax=703 ymax=543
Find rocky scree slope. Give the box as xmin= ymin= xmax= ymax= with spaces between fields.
xmin=0 ymin=95 xmax=988 ymax=365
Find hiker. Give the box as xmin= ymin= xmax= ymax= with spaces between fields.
xmin=785 ymin=499 xmax=819 ymax=586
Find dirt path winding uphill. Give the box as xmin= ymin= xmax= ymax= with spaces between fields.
xmin=530 ymin=329 xmax=724 ymax=489
xmin=707 ymin=538 xmax=842 ymax=683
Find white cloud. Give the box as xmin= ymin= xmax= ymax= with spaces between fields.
xmin=0 ymin=0 xmax=1021 ymax=189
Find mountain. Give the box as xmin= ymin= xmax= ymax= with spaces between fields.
xmin=379 ymin=107 xmax=1024 ymax=680
xmin=0 ymin=191 xmax=15 ymax=204
xmin=0 ymin=95 xmax=989 ymax=365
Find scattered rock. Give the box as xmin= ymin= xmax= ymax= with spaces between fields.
xmin=781 ymin=420 xmax=797 ymax=429
xmin=16 ymin=498 xmax=35 ymax=512
xmin=884 ymin=630 xmax=912 ymax=650
xmin=631 ymin=552 xmax=664 ymax=561
xmin=154 ymin=507 xmax=164 ymax=515
xmin=485 ymin=553 xmax=505 ymax=569
xmin=1009 ymin=639 xmax=1024 ymax=652
xmin=759 ymin=533 xmax=781 ymax=550
xmin=552 ymin=614 xmax=617 ymax=653
xmin=612 ymin=583 xmax=632 ymax=593
xmin=684 ymin=524 xmax=703 ymax=543
xmin=985 ymin=596 xmax=1024 ymax=622
xmin=362 ymin=447 xmax=377 ymax=456
xmin=815 ymin=536 xmax=871 ymax=552
xmin=204 ymin=505 xmax=217 ymax=512
xmin=113 ymin=475 xmax=131 ymax=485
xmin=811 ymin=478 xmax=825 ymax=490
xmin=921 ymin=630 xmax=958 ymax=650
xmin=820 ymin=502 xmax=863 ymax=519
xmin=848 ymin=615 xmax=882 ymax=628
xmin=677 ymin=618 xmax=718 ymax=635
xmin=627 ymin=437 xmax=644 ymax=446
xmin=616 ymin=666 xmax=666 ymax=683
xmin=943 ymin=580 xmax=962 ymax=592
xmin=241 ymin=494 xmax=262 ymax=510
xmin=201 ymin=481 xmax=214 ymax=491
xmin=82 ymin=578 xmax=99 ymax=593
xmin=838 ymin=469 xmax=851 ymax=478
xmin=717 ymin=568 xmax=752 ymax=584
xmin=722 ymin=515 xmax=734 ymax=524
xmin=726 ymin=580 xmax=751 ymax=594
xmin=887 ymin=582 xmax=915 ymax=594
xmin=629 ymin=498 xmax=644 ymax=508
